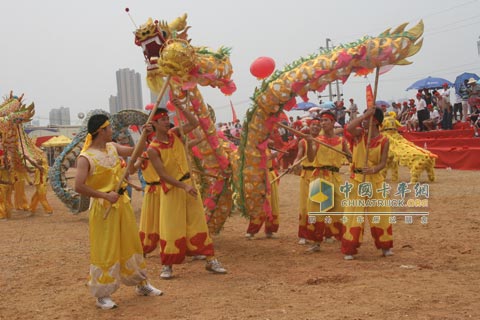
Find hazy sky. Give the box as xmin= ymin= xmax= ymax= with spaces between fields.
xmin=2 ymin=0 xmax=479 ymax=125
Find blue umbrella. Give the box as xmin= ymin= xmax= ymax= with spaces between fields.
xmin=319 ymin=101 xmax=335 ymax=109
xmin=454 ymin=72 xmax=479 ymax=95
xmin=292 ymin=101 xmax=318 ymax=111
xmin=406 ymin=76 xmax=453 ymax=91
xmin=375 ymin=100 xmax=391 ymax=107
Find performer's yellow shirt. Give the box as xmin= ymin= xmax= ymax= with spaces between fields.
xmin=350 ymin=133 xmax=388 ymax=183
xmin=149 ymin=132 xmax=189 ymax=190
xmin=313 ymin=136 xmax=345 ymax=169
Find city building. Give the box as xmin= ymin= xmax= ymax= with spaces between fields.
xmin=49 ymin=107 xmax=71 ymax=125
xmin=110 ymin=68 xmax=143 ymax=113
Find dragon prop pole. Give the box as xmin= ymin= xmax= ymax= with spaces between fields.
xmin=276 ymin=122 xmax=350 ymax=158
xmin=269 ymin=155 xmax=306 ymax=184
xmin=104 ymin=75 xmax=171 ymax=219
xmin=362 ymin=67 xmax=380 ymax=183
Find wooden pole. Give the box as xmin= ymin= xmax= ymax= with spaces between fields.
xmin=103 ymin=75 xmax=171 ymax=219
xmin=362 ymin=68 xmax=380 ymax=182
xmin=276 ymin=122 xmax=350 ymax=158
xmin=270 ymin=155 xmax=306 ymax=184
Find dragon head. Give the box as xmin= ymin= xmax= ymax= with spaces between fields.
xmin=0 ymin=92 xmax=35 ymax=125
xmin=134 ymin=13 xmax=190 ymax=71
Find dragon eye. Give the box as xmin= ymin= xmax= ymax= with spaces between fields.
xmin=162 ymin=31 xmax=167 ymax=38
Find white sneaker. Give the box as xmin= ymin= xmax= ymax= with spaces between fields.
xmin=136 ymin=281 xmax=163 ymax=296
xmin=382 ymin=249 xmax=394 ymax=257
xmin=344 ymin=255 xmax=354 ymax=260
xmin=96 ymin=297 xmax=117 ymax=310
xmin=160 ymin=265 xmax=173 ymax=279
xmin=205 ymin=258 xmax=227 ymax=274
xmin=265 ymin=232 xmax=276 ymax=239
xmin=306 ymin=243 xmax=320 ymax=253
xmin=324 ymin=237 xmax=335 ymax=244
xmin=298 ymin=238 xmax=306 ymax=245
xmin=245 ymin=233 xmax=254 ymax=239
xmin=192 ymin=255 xmax=207 ymax=261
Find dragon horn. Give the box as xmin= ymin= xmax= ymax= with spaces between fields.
xmin=407 ymin=20 xmax=424 ymax=40
xmin=379 ymin=28 xmax=391 ymax=37
xmin=407 ymin=38 xmax=424 ymax=57
xmin=169 ymin=13 xmax=187 ymax=32
xmin=391 ymin=22 xmax=409 ymax=35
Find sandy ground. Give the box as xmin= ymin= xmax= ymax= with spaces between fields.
xmin=0 ymin=166 xmax=479 ymax=320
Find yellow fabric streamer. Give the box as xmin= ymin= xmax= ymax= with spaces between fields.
xmin=81 ymin=120 xmax=110 ymax=152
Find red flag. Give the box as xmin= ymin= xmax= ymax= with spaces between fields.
xmin=230 ymin=100 xmax=238 ymax=122
xmin=366 ymin=84 xmax=375 ymax=109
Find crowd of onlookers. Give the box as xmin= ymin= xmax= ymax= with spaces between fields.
xmin=215 ymin=77 xmax=480 ymax=165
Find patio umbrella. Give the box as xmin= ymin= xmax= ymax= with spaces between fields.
xmin=375 ymin=100 xmax=391 ymax=107
xmin=292 ymin=101 xmax=318 ymax=111
xmin=454 ymin=72 xmax=479 ymax=95
xmin=406 ymin=76 xmax=453 ymax=91
xmin=319 ymin=101 xmax=335 ymax=109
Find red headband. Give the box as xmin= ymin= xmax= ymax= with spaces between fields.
xmin=152 ymin=112 xmax=169 ymax=121
xmin=320 ymin=113 xmax=335 ymax=121
xmin=310 ymin=119 xmax=320 ymax=125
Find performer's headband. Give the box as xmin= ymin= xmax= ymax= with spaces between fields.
xmin=320 ymin=113 xmax=335 ymax=121
xmin=82 ymin=120 xmax=110 ymax=152
xmin=152 ymin=112 xmax=169 ymax=121
xmin=310 ymin=119 xmax=321 ymax=125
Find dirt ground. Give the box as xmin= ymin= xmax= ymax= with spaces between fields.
xmin=0 ymin=166 xmax=479 ymax=320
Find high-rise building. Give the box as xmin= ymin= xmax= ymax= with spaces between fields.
xmin=111 ymin=68 xmax=143 ymax=113
xmin=49 ymin=107 xmax=71 ymax=125
xmin=109 ymin=95 xmax=119 ymax=114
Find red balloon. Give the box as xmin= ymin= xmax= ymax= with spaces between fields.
xmin=250 ymin=56 xmax=275 ymax=79
xmin=145 ymin=103 xmax=154 ymax=111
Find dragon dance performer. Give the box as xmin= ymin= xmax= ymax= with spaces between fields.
xmin=147 ymin=102 xmax=227 ymax=279
xmin=75 ymin=114 xmax=162 ymax=310
xmin=133 ymin=147 xmax=162 ymax=255
xmin=27 ymin=155 xmax=53 ymax=216
xmin=305 ymin=111 xmax=351 ymax=252
xmin=13 ymin=171 xmax=30 ymax=211
xmin=341 ymin=107 xmax=393 ymax=260
xmin=295 ymin=119 xmax=321 ymax=245
xmin=245 ymin=146 xmax=280 ymax=239
xmin=0 ymin=150 xmax=13 ymax=220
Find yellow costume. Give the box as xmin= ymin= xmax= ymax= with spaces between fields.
xmin=29 ymin=159 xmax=53 ymax=215
xmin=80 ymin=143 xmax=147 ymax=298
xmin=306 ymin=136 xmax=346 ymax=242
xmin=341 ymin=133 xmax=393 ymax=255
xmin=0 ymin=158 xmax=12 ymax=219
xmin=138 ymin=152 xmax=161 ymax=255
xmin=149 ymin=133 xmax=214 ymax=265
xmin=13 ymin=171 xmax=30 ymax=211
xmin=298 ymin=139 xmax=316 ymax=239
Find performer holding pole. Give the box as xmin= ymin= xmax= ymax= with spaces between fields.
xmin=147 ymin=100 xmax=227 ymax=279
xmin=75 ymin=114 xmax=163 ymax=310
xmin=305 ymin=110 xmax=351 ymax=252
xmin=340 ymin=105 xmax=393 ymax=260
xmin=293 ymin=118 xmax=321 ymax=245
